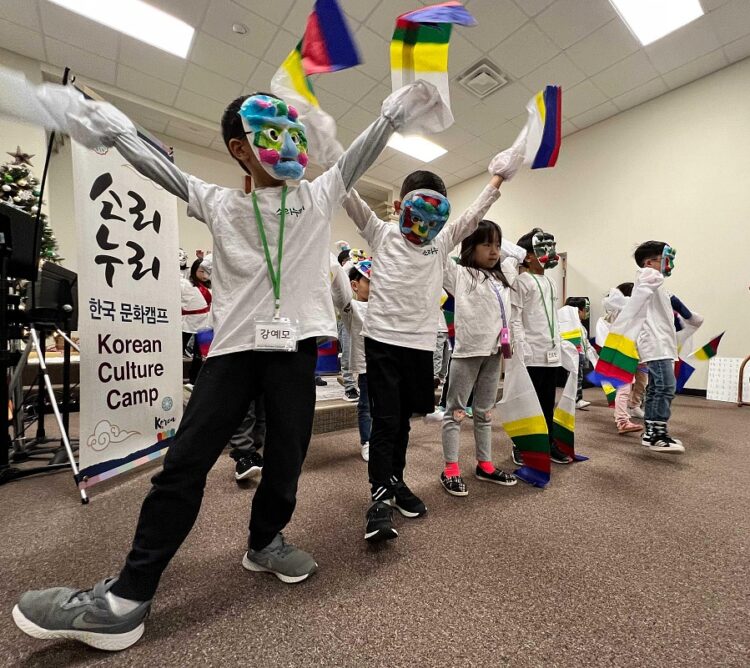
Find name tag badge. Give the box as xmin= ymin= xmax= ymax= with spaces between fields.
xmin=546 ymin=349 xmax=560 ymax=364
xmin=254 ymin=317 xmax=298 ymax=352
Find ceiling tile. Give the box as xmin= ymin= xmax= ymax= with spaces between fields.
xmin=45 ymin=37 xmax=116 ymax=85
xmin=165 ymin=121 xmax=216 ymax=148
xmin=488 ymin=22 xmax=559 ymax=78
xmin=119 ymin=36 xmax=187 ymax=84
xmin=358 ymin=83 xmax=391 ymax=114
xmin=382 ymin=151 xmax=432 ymax=175
xmin=39 ymin=1 xmax=120 ymax=60
xmin=354 ymin=25 xmax=390 ymax=82
xmin=479 ymin=121 xmax=521 ymax=151
xmin=565 ymin=19 xmax=640 ymax=77
xmin=521 ymin=53 xmax=585 ymax=93
xmin=313 ymin=87 xmax=353 ymax=120
xmin=429 ymin=152 xmax=473 ymax=175
xmin=367 ymin=1 xmax=426 ymax=39
xmin=337 ymin=125 xmax=358 ymax=148
xmin=461 ymin=0 xmax=527 ymax=52
xmin=561 ymin=119 xmax=578 ymax=135
xmin=247 ymin=60 xmax=277 ymax=91
xmin=708 ymin=0 xmax=750 ymax=44
xmin=512 ymin=0 xmax=556 ymax=18
xmin=450 ymin=135 xmax=492 ymax=162
xmin=151 ymin=0 xmax=211 ymax=27
xmin=571 ymin=100 xmax=618 ymax=129
xmin=117 ymin=65 xmax=179 ymax=106
xmin=337 ymin=105 xmax=378 ymax=133
xmin=366 ymin=163 xmax=400 ymax=185
xmin=448 ymin=84 xmax=483 ymax=125
xmin=190 ymin=31 xmax=258 ymax=84
xmin=591 ymin=50 xmax=660 ymax=98
xmin=435 ymin=125 xmax=478 ymax=151
xmin=344 ymin=0 xmax=379 ymax=22
xmin=611 ymin=77 xmax=668 ymax=111
xmin=724 ymin=34 xmax=750 ymax=63
xmin=174 ymin=89 xmax=226 ymax=123
xmin=0 ymin=0 xmax=42 ymax=30
xmin=182 ymin=63 xmax=243 ymax=103
xmin=702 ymin=0 xmax=731 ymax=9
xmin=232 ymin=0 xmax=295 ymax=25
xmin=562 ymin=79 xmax=608 ymax=117
xmin=453 ymin=163 xmax=483 ymax=180
xmin=443 ymin=174 xmax=464 ymax=188
xmin=262 ymin=28 xmax=299 ymax=70
xmin=113 ymin=99 xmax=174 ymax=134
xmin=448 ymin=33 xmax=484 ymax=76
xmin=314 ymin=69 xmax=378 ymax=104
xmin=283 ymin=0 xmax=315 ymax=36
xmin=645 ymin=17 xmax=721 ymax=74
xmin=201 ymin=0 xmax=277 ymax=59
xmin=535 ymin=0 xmax=616 ymax=49
xmin=0 ymin=17 xmax=45 ymax=61
xmin=662 ymin=49 xmax=729 ymax=89
xmin=479 ymin=81 xmax=535 ymax=121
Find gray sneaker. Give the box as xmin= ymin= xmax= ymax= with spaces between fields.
xmin=242 ymin=533 xmax=317 ymax=584
xmin=12 ymin=578 xmax=150 ymax=651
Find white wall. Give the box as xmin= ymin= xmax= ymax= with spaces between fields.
xmin=446 ymin=57 xmax=750 ymax=390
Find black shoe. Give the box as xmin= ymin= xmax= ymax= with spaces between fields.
xmin=512 ymin=446 xmax=524 ymax=466
xmin=475 ymin=466 xmax=517 ymax=486
xmin=440 ymin=472 xmax=468 ymax=496
xmin=364 ymin=501 xmax=398 ymax=542
xmin=344 ymin=387 xmax=359 ymax=402
xmin=315 ymin=376 xmax=327 ymax=386
xmin=388 ymin=480 xmax=427 ymax=518
xmin=550 ymin=443 xmax=573 ymax=464
xmin=235 ymin=452 xmax=264 ymax=481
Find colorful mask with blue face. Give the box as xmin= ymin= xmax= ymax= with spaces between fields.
xmin=661 ymin=244 xmax=676 ymax=277
xmin=399 ymin=189 xmax=451 ymax=246
xmin=239 ymin=94 xmax=308 ymax=181
xmin=353 ymin=259 xmax=372 ymax=279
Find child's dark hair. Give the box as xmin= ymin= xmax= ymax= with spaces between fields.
xmin=634 ymin=240 xmax=666 ymax=267
xmin=459 ymin=220 xmax=511 ymax=290
xmin=616 ymin=282 xmax=634 ymax=297
xmin=565 ymin=297 xmax=588 ymax=310
xmin=348 ymin=266 xmax=365 ymax=282
xmin=189 ymin=258 xmax=209 ymax=288
xmin=399 ymin=170 xmax=447 ymax=199
xmin=337 ymin=250 xmax=351 ymax=266
xmin=221 ymin=91 xmax=281 ymax=175
xmin=517 ymin=227 xmax=543 ymax=254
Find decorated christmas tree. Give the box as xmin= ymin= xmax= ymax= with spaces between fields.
xmin=1 ymin=146 xmax=62 ymax=263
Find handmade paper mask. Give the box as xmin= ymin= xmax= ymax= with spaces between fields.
xmin=353 ymin=259 xmax=372 ymax=279
xmin=239 ymin=94 xmax=308 ymax=181
xmin=178 ymin=248 xmax=187 ymax=270
xmin=399 ymin=189 xmax=451 ymax=246
xmin=349 ymin=248 xmax=367 ymax=263
xmin=532 ymin=231 xmax=559 ymax=269
xmin=661 ymin=245 xmax=676 ymax=277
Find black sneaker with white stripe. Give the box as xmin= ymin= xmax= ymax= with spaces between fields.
xmin=512 ymin=446 xmax=523 ymax=466
xmin=440 ymin=472 xmax=468 ymax=496
xmin=475 ymin=466 xmax=517 ymax=486
xmin=364 ymin=501 xmax=398 ymax=542
xmin=388 ymin=479 xmax=427 ymax=517
xmin=550 ymin=443 xmax=573 ymax=464
xmin=642 ymin=420 xmax=684 ymax=453
xmin=234 ymin=451 xmax=263 ymax=481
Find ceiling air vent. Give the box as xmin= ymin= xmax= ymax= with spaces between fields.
xmin=457 ymin=59 xmax=509 ymax=99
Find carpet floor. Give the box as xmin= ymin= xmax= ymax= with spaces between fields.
xmin=0 ymin=390 xmax=748 ymax=667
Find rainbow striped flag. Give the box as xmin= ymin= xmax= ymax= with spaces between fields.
xmin=271 ymin=0 xmax=360 ymax=110
xmin=498 ymin=355 xmax=550 ymax=488
xmin=690 ymin=332 xmax=724 ymax=361
xmin=559 ymin=305 xmax=583 ymax=351
xmin=554 ymin=341 xmax=588 ymax=462
xmin=390 ymin=2 xmax=476 ymax=111
xmin=675 ymin=358 xmax=696 ymax=393
xmin=601 ymin=381 xmax=617 ymax=407
xmin=526 ymin=85 xmax=562 ymax=169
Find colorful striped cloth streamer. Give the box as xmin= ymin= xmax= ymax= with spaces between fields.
xmin=690 ymin=332 xmax=725 ymax=361
xmin=601 ymin=381 xmax=617 ymax=407
xmin=675 ymin=358 xmax=696 ymax=393
xmin=498 ymin=355 xmax=550 ymax=488
xmin=558 ymin=304 xmax=583 ymax=351
xmin=390 ymin=2 xmax=477 ymax=112
xmin=512 ymin=85 xmax=562 ymax=170
xmin=554 ymin=341 xmax=588 ymax=462
xmin=271 ymin=0 xmax=360 ymax=110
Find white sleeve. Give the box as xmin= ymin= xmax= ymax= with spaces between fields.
xmin=442 ymin=185 xmax=500 ymax=248
xmin=500 ymin=257 xmax=520 ymax=288
xmin=443 ymin=257 xmax=459 ymax=295
xmin=342 ymin=189 xmax=389 ymax=248
xmin=330 ymin=258 xmax=352 ymax=313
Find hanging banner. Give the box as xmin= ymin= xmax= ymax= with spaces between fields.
xmin=72 ymin=141 xmax=182 ymax=489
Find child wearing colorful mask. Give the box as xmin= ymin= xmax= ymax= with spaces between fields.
xmin=633 ymin=241 xmax=685 ymax=452
xmin=5 ymin=72 xmax=447 ymax=650
xmin=341 ymin=260 xmax=373 ymax=461
xmin=439 ymin=220 xmax=526 ymax=496
xmin=511 ymin=228 xmax=572 ymax=465
xmin=343 ymin=146 xmax=520 ymax=542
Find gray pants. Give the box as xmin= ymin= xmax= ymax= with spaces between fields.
xmin=337 ymin=321 xmax=356 ymax=391
xmin=228 ymin=398 xmax=266 ymax=459
xmin=442 ymin=354 xmax=501 ymax=463
xmin=433 ymin=330 xmax=451 ymax=381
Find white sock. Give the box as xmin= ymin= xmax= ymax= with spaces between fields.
xmin=105 ymin=591 xmax=144 ymax=616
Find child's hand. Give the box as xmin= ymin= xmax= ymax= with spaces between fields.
xmin=488 ymin=145 xmax=525 ymax=181
xmin=381 ymin=80 xmax=453 ymax=134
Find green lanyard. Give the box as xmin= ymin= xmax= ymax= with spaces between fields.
xmin=530 ymin=273 xmax=555 ymax=348
xmin=252 ymin=185 xmax=287 ymax=320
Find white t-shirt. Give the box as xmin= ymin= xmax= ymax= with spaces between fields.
xmin=342 ymin=299 xmax=368 ymax=374
xmin=510 ymin=271 xmax=561 ymax=367
xmin=346 ymin=185 xmax=501 ymax=352
xmin=180 ymin=277 xmax=211 ymax=333
xmin=186 ymin=168 xmax=345 ymax=357
xmin=638 ymin=279 xmax=677 ymax=362
xmin=444 ymin=256 xmax=520 ymax=358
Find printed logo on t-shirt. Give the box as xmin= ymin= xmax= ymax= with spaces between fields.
xmin=276 ymin=206 xmax=305 ymax=217
xmin=422 ymin=247 xmax=439 ymax=256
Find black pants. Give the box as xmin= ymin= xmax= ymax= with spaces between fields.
xmin=365 ymin=338 xmax=434 ymax=500
xmin=111 ymin=339 xmax=318 ymax=602
xmin=527 ymin=366 xmax=559 ymax=444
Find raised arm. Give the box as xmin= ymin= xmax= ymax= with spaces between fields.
xmin=499 ymin=239 xmax=526 ymax=288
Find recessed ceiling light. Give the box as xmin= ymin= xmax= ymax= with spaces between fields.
xmin=387 ymin=133 xmax=446 ymax=163
xmin=609 ymin=0 xmax=704 ymax=46
xmin=48 ymin=0 xmax=195 ymax=58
